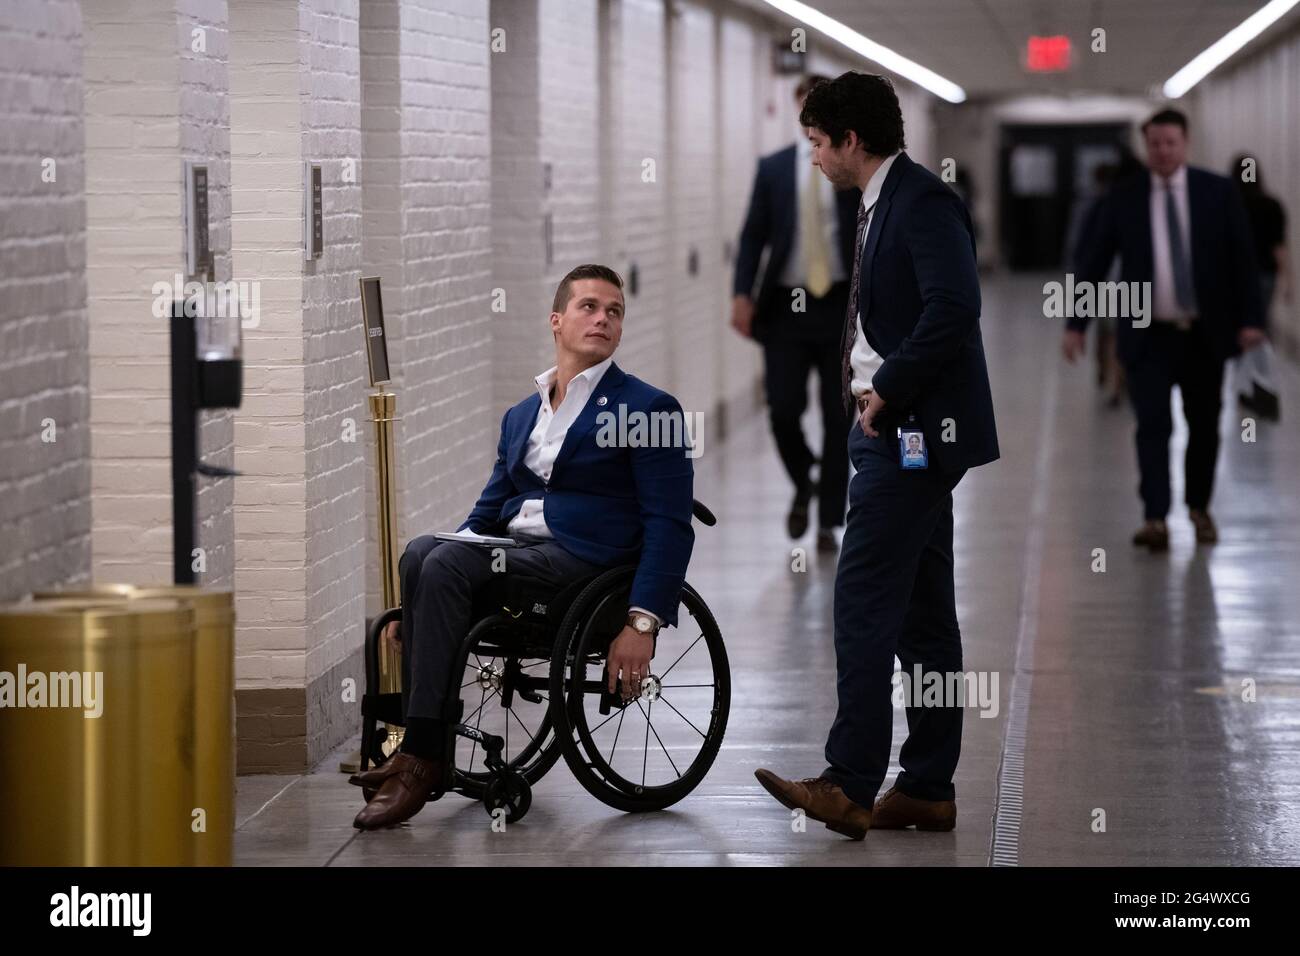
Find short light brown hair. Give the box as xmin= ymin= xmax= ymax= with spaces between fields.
xmin=796 ymin=74 xmax=831 ymax=102
xmin=552 ymin=263 xmax=624 ymax=314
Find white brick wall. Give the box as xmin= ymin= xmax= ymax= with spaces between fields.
xmin=665 ymin=0 xmax=720 ymax=419
xmin=489 ymin=0 xmax=548 ymax=414
xmin=1193 ymin=30 xmax=1300 ymax=356
xmin=231 ymin=0 xmax=308 ymax=686
xmin=230 ymin=0 xmax=367 ymax=693
xmin=180 ymin=0 xmax=236 ymax=590
xmin=299 ymin=0 xmax=365 ymax=689
xmin=0 ymin=0 xmax=91 ymax=602
xmin=391 ymin=0 xmax=495 ymax=554
xmin=84 ymin=0 xmax=234 ymax=589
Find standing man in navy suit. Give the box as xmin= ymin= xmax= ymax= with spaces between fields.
xmin=756 ymin=72 xmax=999 ymax=840
xmin=733 ymin=75 xmax=863 ymax=552
xmin=1065 ymin=108 xmax=1264 ymax=551
xmin=354 ymin=264 xmax=695 ymax=830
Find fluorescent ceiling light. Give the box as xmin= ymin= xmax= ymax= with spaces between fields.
xmin=1163 ymin=0 xmax=1300 ymax=98
xmin=759 ymin=0 xmax=967 ymax=103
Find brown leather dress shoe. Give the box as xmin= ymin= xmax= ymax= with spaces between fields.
xmin=1132 ymin=519 xmax=1169 ymax=551
xmin=870 ymin=786 xmax=956 ymax=831
xmin=352 ymin=753 xmax=448 ymax=830
xmin=754 ymin=768 xmax=871 ymax=840
xmin=1189 ymin=509 xmax=1218 ymax=544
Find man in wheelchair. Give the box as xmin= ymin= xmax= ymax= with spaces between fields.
xmin=353 ymin=263 xmax=696 ymax=830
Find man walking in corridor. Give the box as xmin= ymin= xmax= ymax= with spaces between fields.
xmin=732 ymin=75 xmax=863 ymax=552
xmin=1064 ymin=108 xmax=1265 ymax=551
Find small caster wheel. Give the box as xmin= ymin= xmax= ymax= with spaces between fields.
xmin=483 ymin=772 xmax=531 ymax=824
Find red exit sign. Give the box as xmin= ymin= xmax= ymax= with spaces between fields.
xmin=1026 ymin=35 xmax=1071 ymax=72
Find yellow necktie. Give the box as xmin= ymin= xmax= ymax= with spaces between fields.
xmin=802 ymin=167 xmax=832 ymax=298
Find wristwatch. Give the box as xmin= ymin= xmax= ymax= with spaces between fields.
xmin=627 ymin=611 xmax=660 ymax=637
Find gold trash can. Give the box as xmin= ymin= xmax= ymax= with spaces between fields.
xmin=31 ymin=585 xmax=236 ymax=866
xmin=0 ymin=598 xmax=195 ymax=866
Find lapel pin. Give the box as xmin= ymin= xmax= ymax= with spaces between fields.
xmin=596 ymin=395 xmax=608 ymax=406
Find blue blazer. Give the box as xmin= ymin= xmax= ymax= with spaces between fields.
xmin=457 ymin=362 xmax=695 ymax=626
xmin=733 ymin=143 xmax=862 ymax=342
xmin=1073 ymin=167 xmax=1263 ymax=362
xmin=858 ymin=152 xmax=999 ymax=473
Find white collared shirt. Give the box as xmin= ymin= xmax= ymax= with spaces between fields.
xmin=1149 ymin=165 xmax=1194 ymax=322
xmin=507 ymin=356 xmax=614 ymax=538
xmin=849 ymin=151 xmax=900 ymax=399
xmin=779 ymin=136 xmax=846 ymax=289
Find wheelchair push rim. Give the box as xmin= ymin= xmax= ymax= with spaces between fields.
xmin=550 ymin=569 xmax=730 ymax=813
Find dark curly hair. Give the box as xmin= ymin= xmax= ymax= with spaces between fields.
xmin=799 ymin=71 xmax=906 ymax=157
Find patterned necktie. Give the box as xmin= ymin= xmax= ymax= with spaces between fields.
xmin=840 ymin=200 xmax=873 ymax=414
xmin=1164 ymin=179 xmax=1196 ymax=313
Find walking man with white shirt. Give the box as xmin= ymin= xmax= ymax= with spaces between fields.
xmin=1065 ymin=108 xmax=1264 ymax=551
xmin=353 ymin=264 xmax=695 ymax=830
xmin=755 ymin=72 xmax=999 ymax=840
xmin=732 ymin=75 xmax=862 ymax=551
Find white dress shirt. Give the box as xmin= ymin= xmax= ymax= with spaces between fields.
xmin=780 ymin=136 xmax=847 ymax=289
xmin=469 ymin=356 xmax=660 ymax=626
xmin=1149 ymin=165 xmax=1194 ymax=323
xmin=508 ymin=356 xmax=614 ymax=538
xmin=849 ymin=151 xmax=900 ymax=400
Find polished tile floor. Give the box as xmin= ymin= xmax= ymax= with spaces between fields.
xmin=235 ymin=275 xmax=1300 ymax=866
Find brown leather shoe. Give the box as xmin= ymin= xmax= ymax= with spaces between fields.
xmin=349 ymin=761 xmax=401 ymax=789
xmin=754 ymin=768 xmax=871 ymax=840
xmin=1189 ymin=509 xmax=1218 ymax=544
xmin=352 ymin=753 xmax=448 ymax=830
xmin=1132 ymin=520 xmax=1169 ymax=551
xmin=870 ymin=786 xmax=956 ymax=831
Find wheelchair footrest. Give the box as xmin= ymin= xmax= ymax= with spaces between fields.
xmin=453 ymin=723 xmax=508 ymax=771
xmin=361 ymin=692 xmax=404 ymax=726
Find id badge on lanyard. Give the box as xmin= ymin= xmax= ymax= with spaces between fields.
xmin=898 ymin=414 xmax=928 ymax=470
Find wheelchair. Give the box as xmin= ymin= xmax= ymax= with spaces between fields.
xmin=357 ymin=499 xmax=729 ymax=824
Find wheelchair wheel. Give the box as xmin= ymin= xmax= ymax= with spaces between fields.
xmin=450 ymin=616 xmax=563 ymax=799
xmin=483 ymin=771 xmax=532 ymax=824
xmin=549 ymin=567 xmax=730 ymax=813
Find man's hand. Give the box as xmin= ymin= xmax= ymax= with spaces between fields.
xmin=731 ymin=295 xmax=755 ymax=339
xmin=1239 ymin=327 xmax=1268 ymax=351
xmin=381 ymin=619 xmax=400 ymax=652
xmin=606 ymin=625 xmax=654 ymax=702
xmin=1062 ymin=330 xmax=1086 ymax=363
xmin=857 ymin=389 xmax=886 ymax=438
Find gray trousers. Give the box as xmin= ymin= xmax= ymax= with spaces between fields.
xmin=398 ymin=534 xmax=607 ymax=720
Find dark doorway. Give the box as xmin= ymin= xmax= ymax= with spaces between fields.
xmin=999 ymin=123 xmax=1129 ymax=271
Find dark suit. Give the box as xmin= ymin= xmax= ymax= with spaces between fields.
xmin=399 ymin=362 xmax=695 ymax=721
xmin=734 ymin=144 xmax=862 ymax=529
xmin=822 ymin=152 xmax=998 ymax=807
xmin=1074 ymin=167 xmax=1263 ymax=519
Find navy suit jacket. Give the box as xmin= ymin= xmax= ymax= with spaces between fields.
xmin=1073 ymin=166 xmax=1263 ymax=362
xmin=857 ymin=152 xmax=999 ymax=473
xmin=733 ymin=143 xmax=862 ymax=342
xmin=457 ymin=362 xmax=694 ymax=626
